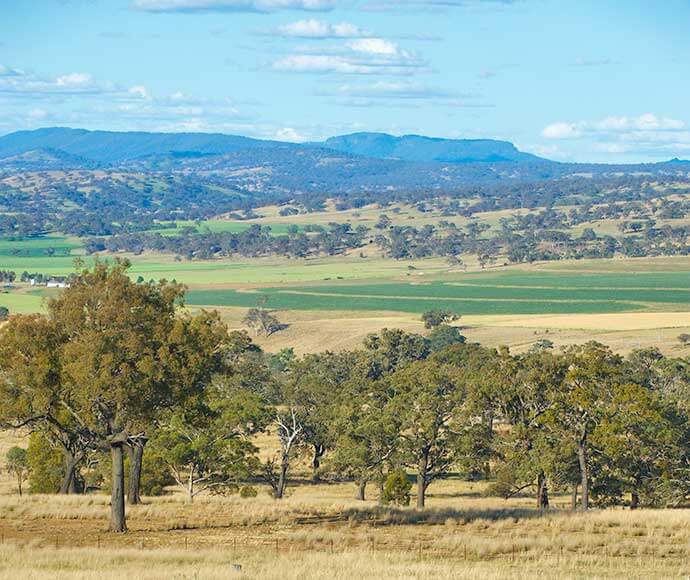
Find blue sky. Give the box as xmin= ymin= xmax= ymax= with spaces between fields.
xmin=1 ymin=0 xmax=689 ymax=162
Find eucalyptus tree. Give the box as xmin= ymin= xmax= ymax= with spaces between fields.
xmin=387 ymin=359 xmax=465 ymax=509
xmin=328 ymin=375 xmax=400 ymax=501
xmin=0 ymin=314 xmax=98 ymax=495
xmin=548 ymin=342 xmax=623 ymax=510
xmin=496 ymin=349 xmax=568 ymax=509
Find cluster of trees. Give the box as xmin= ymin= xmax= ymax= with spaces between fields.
xmin=83 ymin=194 xmax=690 ymax=264
xmin=86 ymin=223 xmax=369 ymax=260
xmin=1 ymin=262 xmax=690 ymax=534
xmin=0 ymin=270 xmax=16 ymax=283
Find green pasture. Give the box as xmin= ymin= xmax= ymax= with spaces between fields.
xmin=184 ymin=269 xmax=690 ymax=315
xmin=0 ymin=291 xmax=47 ymax=314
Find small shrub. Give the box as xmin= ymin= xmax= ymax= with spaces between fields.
xmin=382 ymin=470 xmax=412 ymax=506
xmin=240 ymin=485 xmax=258 ymax=498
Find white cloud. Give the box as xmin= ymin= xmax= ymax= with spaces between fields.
xmin=28 ymin=108 xmax=48 ymax=120
xmin=274 ymin=126 xmax=306 ymax=141
xmin=596 ymin=113 xmax=684 ymax=132
xmin=543 ymin=114 xmax=685 ymax=140
xmin=347 ymin=38 xmax=400 ymax=56
xmin=55 ymin=73 xmax=92 ymax=87
xmin=274 ymin=19 xmax=366 ymax=38
xmin=128 ymin=85 xmax=150 ymax=99
xmin=541 ymin=113 xmax=690 ymax=160
xmin=131 ymin=0 xmax=335 ymax=13
xmin=273 ymin=36 xmax=424 ymax=75
xmin=542 ymin=122 xmax=579 ymax=139
xmin=274 ymin=54 xmax=373 ymax=74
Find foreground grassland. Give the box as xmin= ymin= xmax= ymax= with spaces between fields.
xmin=0 ymin=481 xmax=689 ymax=579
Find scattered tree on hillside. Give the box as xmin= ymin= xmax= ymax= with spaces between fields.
xmin=421 ymin=309 xmax=459 ymax=329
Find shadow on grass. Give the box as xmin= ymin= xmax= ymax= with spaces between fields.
xmin=293 ymin=506 xmax=556 ymax=527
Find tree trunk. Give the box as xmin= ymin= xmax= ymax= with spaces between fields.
xmin=187 ymin=468 xmax=194 ymax=504
xmin=110 ymin=441 xmax=127 ymax=532
xmin=356 ymin=478 xmax=367 ymax=501
xmin=577 ymin=435 xmax=589 ymax=511
xmin=17 ymin=476 xmax=23 ymax=497
xmin=630 ymin=490 xmax=639 ymax=510
xmin=59 ymin=452 xmax=80 ymax=495
xmin=377 ymin=476 xmax=384 ymax=506
xmin=570 ymin=483 xmax=578 ymax=511
xmin=127 ymin=438 xmax=147 ymax=505
xmin=311 ymin=443 xmax=324 ymax=482
xmin=275 ymin=456 xmax=289 ymax=499
xmin=417 ymin=450 xmax=429 ymax=509
xmin=536 ymin=470 xmax=549 ymax=510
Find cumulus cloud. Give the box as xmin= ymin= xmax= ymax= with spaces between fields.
xmin=131 ymin=0 xmax=335 ymax=13
xmin=542 ymin=122 xmax=579 ymax=139
xmin=543 ymin=114 xmax=686 ymax=140
xmin=55 ymin=73 xmax=92 ymax=87
xmin=274 ymin=126 xmax=307 ymax=141
xmin=0 ymin=64 xmax=257 ymax=135
xmin=541 ymin=113 xmax=690 ymax=160
xmin=273 ymin=37 xmax=424 ymax=75
xmin=273 ymin=19 xmax=367 ymax=38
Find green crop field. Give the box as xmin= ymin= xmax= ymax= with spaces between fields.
xmin=184 ymin=270 xmax=690 ymax=315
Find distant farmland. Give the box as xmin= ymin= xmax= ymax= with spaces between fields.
xmin=185 ymin=271 xmax=690 ymax=315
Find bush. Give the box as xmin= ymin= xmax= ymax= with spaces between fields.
xmin=239 ymin=485 xmax=258 ymax=498
xmin=27 ymin=432 xmax=64 ymax=494
xmin=678 ymin=333 xmax=690 ymax=345
xmin=381 ymin=470 xmax=412 ymax=506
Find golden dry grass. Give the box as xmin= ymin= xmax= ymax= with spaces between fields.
xmin=211 ymin=306 xmax=690 ymax=357
xmin=1 ymin=425 xmax=689 ymax=579
xmin=0 ymin=481 xmax=689 ymax=579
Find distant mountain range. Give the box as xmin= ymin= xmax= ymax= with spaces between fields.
xmin=0 ymin=127 xmax=544 ymax=165
xmin=0 ymin=127 xmax=688 ymax=193
xmin=321 ymin=132 xmax=542 ymax=164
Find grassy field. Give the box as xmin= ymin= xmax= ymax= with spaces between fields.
xmin=0 ymin=476 xmax=689 ymax=579
xmin=185 ymin=270 xmax=690 ymax=315
xmin=1 ymin=231 xmax=690 ymax=356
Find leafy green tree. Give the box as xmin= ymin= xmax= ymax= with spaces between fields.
xmin=421 ymin=309 xmax=459 ymax=329
xmin=0 ymin=313 xmax=97 ymax=494
xmin=494 ymin=350 xmax=568 ymax=508
xmin=286 ymin=351 xmax=360 ymax=480
xmin=5 ymin=446 xmax=29 ymax=496
xmin=547 ymin=342 xmax=623 ymax=510
xmin=152 ymin=388 xmax=266 ymax=503
xmin=328 ymin=377 xmax=400 ymax=501
xmin=388 ymin=360 xmax=464 ymax=508
xmin=26 ymin=432 xmax=64 ymax=494
xmin=363 ymin=328 xmax=430 ymax=375
xmin=428 ymin=325 xmax=466 ymax=352
xmin=243 ymin=297 xmax=283 ymax=337
xmin=591 ymin=383 xmax=683 ymax=508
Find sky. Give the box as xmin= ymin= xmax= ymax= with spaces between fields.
xmin=1 ymin=0 xmax=689 ymax=162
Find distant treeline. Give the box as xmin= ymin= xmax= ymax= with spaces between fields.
xmin=1 ymin=168 xmax=689 ymax=239
xmin=89 ymin=205 xmax=690 ymax=264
